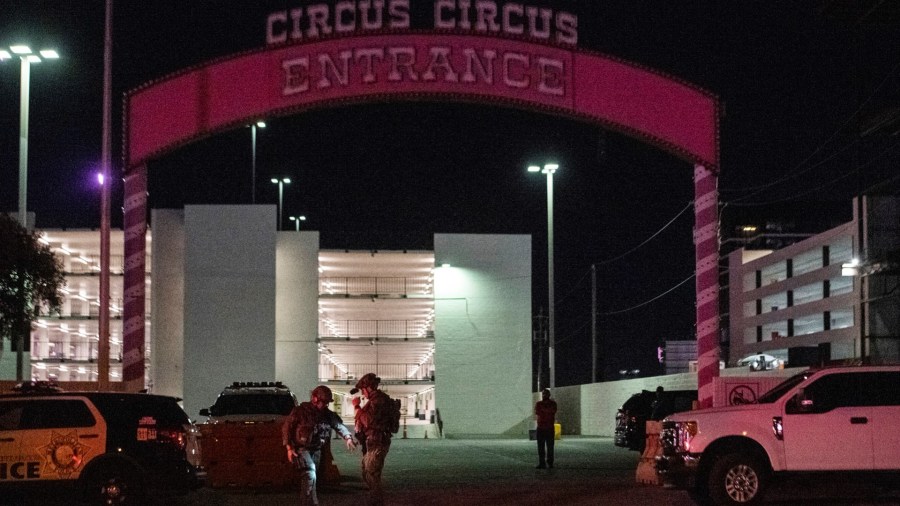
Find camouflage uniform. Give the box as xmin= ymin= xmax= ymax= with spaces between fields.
xmin=354 ymin=376 xmax=394 ymax=506
xmin=283 ymin=400 xmax=353 ymax=505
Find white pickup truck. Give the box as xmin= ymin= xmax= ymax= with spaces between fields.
xmin=656 ymin=365 xmax=900 ymax=505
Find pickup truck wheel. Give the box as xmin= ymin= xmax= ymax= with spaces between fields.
xmin=707 ymin=452 xmax=768 ymax=505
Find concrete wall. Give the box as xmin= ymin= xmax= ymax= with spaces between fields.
xmin=546 ymin=368 xmax=801 ymax=437
xmin=182 ymin=205 xmax=277 ymax=418
xmin=548 ymin=373 xmax=697 ymax=436
xmin=433 ymin=234 xmax=532 ymax=437
xmin=150 ymin=209 xmax=186 ymax=400
xmin=275 ymin=230 xmax=320 ymax=398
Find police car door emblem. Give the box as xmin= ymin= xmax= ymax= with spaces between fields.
xmin=39 ymin=431 xmax=90 ymax=478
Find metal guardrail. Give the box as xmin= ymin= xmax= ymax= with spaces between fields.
xmin=319 ymin=363 xmax=435 ymax=382
xmin=319 ymin=276 xmax=432 ymax=297
xmin=319 ymin=320 xmax=434 ymax=339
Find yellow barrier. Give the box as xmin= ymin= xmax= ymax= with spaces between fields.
xmin=554 ymin=423 xmax=562 ymax=440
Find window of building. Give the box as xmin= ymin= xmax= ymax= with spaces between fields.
xmin=794 ymin=314 xmax=825 ymax=335
xmin=829 ymin=236 xmax=853 ymax=266
xmin=794 ymin=281 xmax=824 ymax=306
xmin=761 ymin=293 xmax=788 ymax=313
xmin=829 ymin=309 xmax=854 ymax=330
xmin=829 ymin=276 xmax=853 ymax=296
xmin=762 ymin=321 xmax=788 ymax=341
xmin=761 ymin=261 xmax=787 ymax=287
xmin=793 ymin=249 xmax=823 ymax=276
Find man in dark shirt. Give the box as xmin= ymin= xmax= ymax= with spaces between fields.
xmin=534 ymin=388 xmax=558 ymax=469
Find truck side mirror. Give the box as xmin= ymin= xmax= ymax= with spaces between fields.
xmin=786 ymin=389 xmax=814 ymax=414
xmin=199 ymin=408 xmax=210 ymax=417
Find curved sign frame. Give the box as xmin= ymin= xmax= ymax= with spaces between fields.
xmin=122 ymin=32 xmax=722 ymax=406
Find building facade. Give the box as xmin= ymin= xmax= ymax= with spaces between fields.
xmin=3 ymin=205 xmax=533 ymax=437
xmin=728 ymin=196 xmax=900 ymax=367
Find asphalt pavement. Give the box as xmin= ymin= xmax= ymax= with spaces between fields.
xmin=175 ymin=437 xmax=900 ymax=506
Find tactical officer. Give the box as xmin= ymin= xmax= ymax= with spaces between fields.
xmin=283 ymin=385 xmax=356 ymax=506
xmin=352 ymin=373 xmax=395 ymax=506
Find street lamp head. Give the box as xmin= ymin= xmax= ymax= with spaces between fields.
xmin=2 ymin=46 xmax=59 ymax=63
xmin=271 ymin=178 xmax=278 ymax=184
xmin=256 ymin=121 xmax=266 ymax=128
xmin=527 ymin=163 xmax=559 ymax=174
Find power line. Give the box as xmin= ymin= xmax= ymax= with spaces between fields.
xmin=593 ymin=201 xmax=693 ymax=267
xmin=599 ymin=273 xmax=696 ymax=316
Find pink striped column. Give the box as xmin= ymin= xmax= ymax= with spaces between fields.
xmin=122 ymin=165 xmax=148 ymax=392
xmin=694 ymin=164 xmax=720 ymax=409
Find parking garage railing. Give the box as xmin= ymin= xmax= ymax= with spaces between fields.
xmin=319 ymin=276 xmax=432 ymax=297
xmin=319 ymin=363 xmax=435 ymax=382
xmin=319 ymin=320 xmax=434 ymax=340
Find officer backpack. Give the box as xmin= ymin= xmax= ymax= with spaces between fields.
xmin=387 ymin=397 xmax=401 ymax=434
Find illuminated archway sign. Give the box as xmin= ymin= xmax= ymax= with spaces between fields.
xmin=122 ymin=9 xmax=721 ymax=406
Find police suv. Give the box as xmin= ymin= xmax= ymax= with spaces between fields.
xmin=0 ymin=381 xmax=203 ymax=504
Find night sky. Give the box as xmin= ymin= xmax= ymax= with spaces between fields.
xmin=2 ymin=1 xmax=899 ymax=386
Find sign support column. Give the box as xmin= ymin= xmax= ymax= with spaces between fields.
xmin=694 ymin=164 xmax=720 ymax=408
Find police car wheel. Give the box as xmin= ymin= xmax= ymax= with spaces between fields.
xmin=81 ymin=463 xmax=145 ymax=505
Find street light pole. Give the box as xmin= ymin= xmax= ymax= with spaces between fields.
xmin=528 ymin=163 xmax=558 ymax=388
xmin=1 ymin=45 xmax=58 ymax=228
xmin=289 ymin=215 xmax=306 ymax=231
xmin=271 ymin=177 xmax=291 ymax=230
xmin=250 ymin=121 xmax=265 ymax=204
xmin=98 ymin=0 xmax=114 ymax=390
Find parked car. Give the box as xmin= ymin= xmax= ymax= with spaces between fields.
xmin=615 ymin=389 xmax=697 ymax=452
xmin=0 ymin=381 xmax=203 ymax=505
xmin=657 ymin=365 xmax=900 ymax=505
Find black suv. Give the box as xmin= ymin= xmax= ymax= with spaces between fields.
xmin=614 ymin=389 xmax=696 ymax=452
xmin=0 ymin=381 xmax=202 ymax=505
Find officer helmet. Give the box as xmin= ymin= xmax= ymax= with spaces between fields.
xmin=311 ymin=385 xmax=334 ymax=404
xmin=354 ymin=373 xmax=381 ymax=391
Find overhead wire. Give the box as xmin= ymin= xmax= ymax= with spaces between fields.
xmin=727 ymin=137 xmax=900 ymax=207
xmin=592 ymin=201 xmax=693 ymax=267
xmin=599 ymin=273 xmax=696 ymax=316
xmin=555 ymin=200 xmax=693 ymax=310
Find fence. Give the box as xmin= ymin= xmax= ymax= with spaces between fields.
xmin=319 ymin=363 xmax=434 ymax=382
